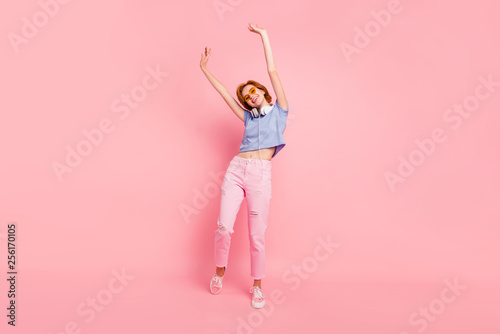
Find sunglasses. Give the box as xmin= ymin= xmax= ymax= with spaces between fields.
xmin=243 ymin=87 xmax=257 ymax=102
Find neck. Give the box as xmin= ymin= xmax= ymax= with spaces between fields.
xmin=259 ymin=102 xmax=271 ymax=109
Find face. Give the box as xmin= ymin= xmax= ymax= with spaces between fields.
xmin=242 ymin=85 xmax=264 ymax=108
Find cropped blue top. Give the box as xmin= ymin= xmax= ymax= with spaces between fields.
xmin=239 ymin=100 xmax=289 ymax=158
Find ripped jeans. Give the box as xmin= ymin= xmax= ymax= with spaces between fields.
xmin=214 ymin=155 xmax=272 ymax=280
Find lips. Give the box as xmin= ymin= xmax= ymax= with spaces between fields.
xmin=252 ymin=96 xmax=258 ymax=103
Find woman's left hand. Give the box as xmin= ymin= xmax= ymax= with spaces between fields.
xmin=248 ymin=23 xmax=266 ymax=35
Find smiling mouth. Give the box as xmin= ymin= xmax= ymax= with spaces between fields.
xmin=252 ymin=96 xmax=258 ymax=103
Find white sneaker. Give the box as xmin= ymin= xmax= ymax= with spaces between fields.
xmin=249 ymin=286 xmax=265 ymax=308
xmin=210 ymin=267 xmax=225 ymax=295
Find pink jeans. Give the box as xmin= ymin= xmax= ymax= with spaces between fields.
xmin=214 ymin=155 xmax=272 ymax=280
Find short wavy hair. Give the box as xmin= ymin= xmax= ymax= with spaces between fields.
xmin=236 ymin=80 xmax=273 ymax=111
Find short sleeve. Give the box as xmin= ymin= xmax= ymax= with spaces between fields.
xmin=275 ymin=100 xmax=289 ymax=116
xmin=244 ymin=109 xmax=249 ymax=123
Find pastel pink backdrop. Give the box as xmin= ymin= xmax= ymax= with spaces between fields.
xmin=1 ymin=0 xmax=499 ymax=333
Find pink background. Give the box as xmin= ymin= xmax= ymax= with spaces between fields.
xmin=1 ymin=0 xmax=499 ymax=333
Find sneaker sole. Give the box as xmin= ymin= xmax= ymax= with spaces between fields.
xmin=252 ymin=300 xmax=265 ymax=308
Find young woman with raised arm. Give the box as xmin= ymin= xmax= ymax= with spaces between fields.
xmin=200 ymin=23 xmax=289 ymax=309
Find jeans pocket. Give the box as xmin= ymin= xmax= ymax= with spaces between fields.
xmin=263 ymin=168 xmax=272 ymax=182
xmin=228 ymin=161 xmax=238 ymax=172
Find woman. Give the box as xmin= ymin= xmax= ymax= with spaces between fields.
xmin=200 ymin=23 xmax=289 ymax=309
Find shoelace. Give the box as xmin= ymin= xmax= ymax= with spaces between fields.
xmin=249 ymin=286 xmax=264 ymax=301
xmin=212 ymin=275 xmax=222 ymax=287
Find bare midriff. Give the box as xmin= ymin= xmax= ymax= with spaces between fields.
xmin=237 ymin=147 xmax=276 ymax=161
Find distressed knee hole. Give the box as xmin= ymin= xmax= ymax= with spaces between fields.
xmin=250 ymin=210 xmax=259 ymax=216
xmin=217 ymin=222 xmax=227 ymax=231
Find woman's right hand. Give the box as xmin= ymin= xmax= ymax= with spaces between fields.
xmin=200 ymin=47 xmax=211 ymax=70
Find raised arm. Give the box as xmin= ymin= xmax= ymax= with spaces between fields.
xmin=200 ymin=47 xmax=245 ymax=122
xmin=248 ymin=23 xmax=288 ymax=111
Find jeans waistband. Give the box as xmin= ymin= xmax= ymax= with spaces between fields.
xmin=232 ymin=155 xmax=272 ymax=167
